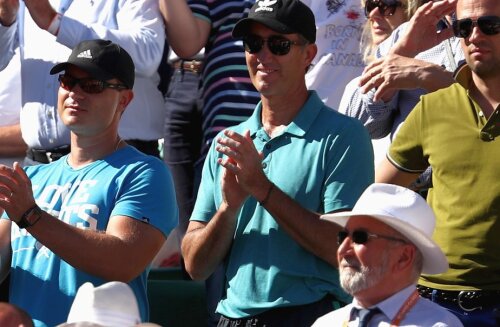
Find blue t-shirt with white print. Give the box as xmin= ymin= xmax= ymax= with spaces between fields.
xmin=4 ymin=146 xmax=178 ymax=327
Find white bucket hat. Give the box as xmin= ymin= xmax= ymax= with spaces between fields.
xmin=56 ymin=282 xmax=160 ymax=327
xmin=321 ymin=183 xmax=448 ymax=275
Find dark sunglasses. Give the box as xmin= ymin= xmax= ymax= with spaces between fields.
xmin=242 ymin=34 xmax=305 ymax=56
xmin=337 ymin=229 xmax=407 ymax=245
xmin=452 ymin=15 xmax=500 ymax=38
xmin=58 ymin=75 xmax=128 ymax=94
xmin=364 ymin=0 xmax=402 ymax=17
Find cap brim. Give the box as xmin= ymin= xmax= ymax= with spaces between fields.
xmin=50 ymin=61 xmax=114 ymax=82
xmin=232 ymin=17 xmax=296 ymax=38
xmin=321 ymin=212 xmax=448 ymax=275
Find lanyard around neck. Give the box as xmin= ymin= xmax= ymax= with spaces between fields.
xmin=342 ymin=290 xmax=420 ymax=327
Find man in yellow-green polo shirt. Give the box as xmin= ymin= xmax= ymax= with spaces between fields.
xmin=376 ymin=0 xmax=500 ymax=325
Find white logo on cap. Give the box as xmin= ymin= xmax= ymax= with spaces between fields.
xmin=77 ymin=50 xmax=92 ymax=59
xmin=255 ymin=0 xmax=277 ymax=12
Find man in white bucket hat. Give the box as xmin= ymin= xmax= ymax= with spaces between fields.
xmin=313 ymin=183 xmax=462 ymax=327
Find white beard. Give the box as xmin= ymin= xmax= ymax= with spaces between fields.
xmin=339 ymin=253 xmax=389 ymax=295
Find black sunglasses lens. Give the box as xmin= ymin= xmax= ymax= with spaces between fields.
xmin=243 ymin=36 xmax=263 ymax=54
xmin=378 ymin=3 xmax=389 ymax=15
xmin=337 ymin=231 xmax=348 ymax=245
xmin=454 ymin=16 xmax=500 ymax=38
xmin=478 ymin=16 xmax=500 ymax=35
xmin=337 ymin=230 xmax=370 ymax=245
xmin=365 ymin=0 xmax=398 ymax=17
xmin=58 ymin=75 xmax=105 ymax=93
xmin=454 ymin=19 xmax=473 ymax=38
xmin=243 ymin=35 xmax=292 ymax=56
xmin=365 ymin=0 xmax=377 ymax=16
xmin=79 ymin=80 xmax=105 ymax=94
xmin=351 ymin=231 xmax=369 ymax=244
xmin=59 ymin=75 xmax=76 ymax=90
xmin=267 ymin=36 xmax=292 ymax=55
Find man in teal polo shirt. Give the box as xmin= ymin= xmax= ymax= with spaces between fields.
xmin=181 ymin=0 xmax=374 ymax=326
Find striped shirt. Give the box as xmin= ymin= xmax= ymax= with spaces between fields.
xmin=188 ymin=0 xmax=261 ymax=162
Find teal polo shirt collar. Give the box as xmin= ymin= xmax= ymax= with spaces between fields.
xmin=240 ymin=91 xmax=325 ymax=139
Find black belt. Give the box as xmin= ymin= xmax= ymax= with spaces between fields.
xmin=172 ymin=59 xmax=203 ymax=74
xmin=219 ymin=294 xmax=344 ymax=326
xmin=417 ymin=285 xmax=500 ymax=312
xmin=26 ymin=145 xmax=70 ymax=164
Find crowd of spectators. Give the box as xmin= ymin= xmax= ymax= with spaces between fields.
xmin=0 ymin=0 xmax=498 ymax=326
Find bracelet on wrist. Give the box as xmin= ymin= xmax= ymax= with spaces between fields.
xmin=259 ymin=182 xmax=275 ymax=206
xmin=16 ymin=204 xmax=43 ymax=229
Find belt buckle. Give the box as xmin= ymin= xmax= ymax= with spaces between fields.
xmin=45 ymin=151 xmax=54 ymax=163
xmin=457 ymin=291 xmax=482 ymax=312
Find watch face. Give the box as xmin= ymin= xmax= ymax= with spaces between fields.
xmin=17 ymin=205 xmax=42 ymax=229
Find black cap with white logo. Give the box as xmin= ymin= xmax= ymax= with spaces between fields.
xmin=232 ymin=0 xmax=316 ymax=43
xmin=50 ymin=39 xmax=135 ymax=89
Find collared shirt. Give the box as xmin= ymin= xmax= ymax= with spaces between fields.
xmin=192 ymin=91 xmax=374 ymax=318
xmin=387 ymin=65 xmax=500 ymax=290
xmin=338 ymin=21 xmax=465 ymax=140
xmin=0 ymin=0 xmax=165 ymax=148
xmin=313 ymin=285 xmax=464 ymax=326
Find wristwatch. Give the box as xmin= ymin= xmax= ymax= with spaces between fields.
xmin=16 ymin=205 xmax=43 ymax=229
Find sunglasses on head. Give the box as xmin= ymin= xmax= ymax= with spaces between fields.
xmin=337 ymin=229 xmax=407 ymax=245
xmin=452 ymin=15 xmax=500 ymax=38
xmin=58 ymin=75 xmax=128 ymax=94
xmin=242 ymin=34 xmax=305 ymax=56
xmin=364 ymin=0 xmax=402 ymax=18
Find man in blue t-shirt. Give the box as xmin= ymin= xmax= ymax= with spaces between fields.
xmin=0 ymin=39 xmax=178 ymax=327
xmin=181 ymin=1 xmax=374 ymax=326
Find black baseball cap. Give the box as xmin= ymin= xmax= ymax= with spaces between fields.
xmin=232 ymin=0 xmax=316 ymax=43
xmin=50 ymin=39 xmax=135 ymax=89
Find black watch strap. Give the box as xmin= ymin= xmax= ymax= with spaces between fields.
xmin=17 ymin=205 xmax=43 ymax=229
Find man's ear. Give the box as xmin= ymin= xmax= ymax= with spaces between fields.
xmin=393 ymin=244 xmax=416 ymax=273
xmin=118 ymin=89 xmax=134 ymax=115
xmin=304 ymin=43 xmax=317 ymax=68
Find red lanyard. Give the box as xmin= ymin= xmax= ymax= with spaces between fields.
xmin=342 ymin=290 xmax=420 ymax=327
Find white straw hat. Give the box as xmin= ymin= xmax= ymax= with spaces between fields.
xmin=57 ymin=282 xmax=160 ymax=327
xmin=321 ymin=183 xmax=448 ymax=274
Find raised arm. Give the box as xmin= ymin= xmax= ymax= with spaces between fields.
xmin=0 ymin=0 xmax=19 ymax=26
xmin=182 ymin=143 xmax=252 ymax=280
xmin=215 ymin=129 xmax=371 ymax=268
xmin=359 ymin=0 xmax=457 ymax=102
xmin=23 ymin=0 xmax=165 ymax=77
xmin=388 ymin=0 xmax=456 ymax=58
xmin=339 ymin=76 xmax=397 ymax=139
xmin=0 ymin=162 xmax=169 ymax=282
xmin=0 ymin=124 xmax=27 ymax=158
xmin=159 ymin=0 xmax=210 ymax=58
xmin=360 ymin=54 xmax=455 ymax=102
xmin=27 ymin=213 xmax=165 ymax=281
xmin=0 ymin=0 xmax=19 ymax=69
